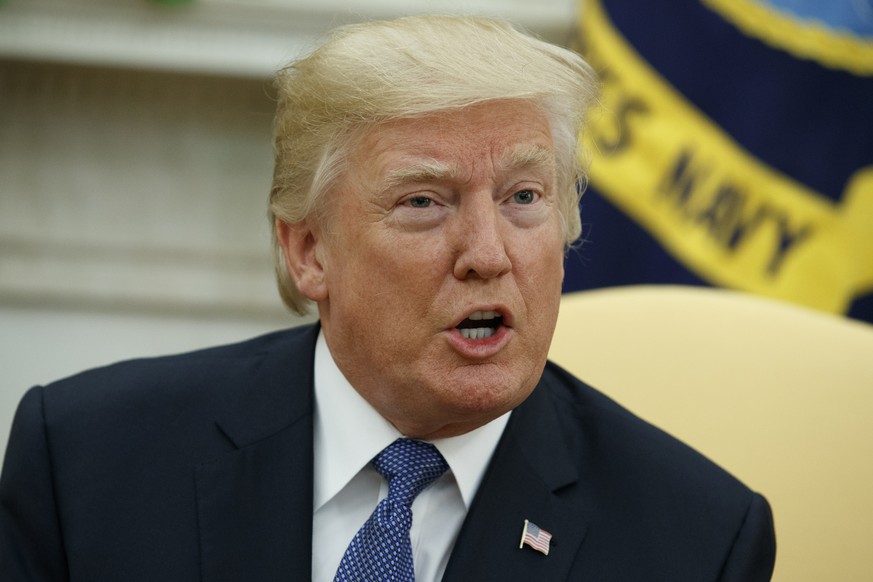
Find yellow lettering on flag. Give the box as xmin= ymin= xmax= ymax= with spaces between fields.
xmin=578 ymin=0 xmax=873 ymax=314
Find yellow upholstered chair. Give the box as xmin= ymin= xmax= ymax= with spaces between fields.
xmin=549 ymin=285 xmax=873 ymax=582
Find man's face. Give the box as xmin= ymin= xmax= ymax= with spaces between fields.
xmin=285 ymin=100 xmax=567 ymax=439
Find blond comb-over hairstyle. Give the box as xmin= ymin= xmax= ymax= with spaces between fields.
xmin=269 ymin=15 xmax=598 ymax=314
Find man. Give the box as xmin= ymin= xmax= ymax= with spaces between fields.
xmin=0 ymin=15 xmax=775 ymax=582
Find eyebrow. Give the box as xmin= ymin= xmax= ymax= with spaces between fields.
xmin=382 ymin=144 xmax=556 ymax=190
xmin=383 ymin=159 xmax=458 ymax=190
xmin=499 ymin=144 xmax=556 ymax=175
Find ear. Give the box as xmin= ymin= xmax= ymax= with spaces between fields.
xmin=276 ymin=218 xmax=329 ymax=303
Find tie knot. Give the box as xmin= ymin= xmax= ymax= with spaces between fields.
xmin=372 ymin=438 xmax=448 ymax=507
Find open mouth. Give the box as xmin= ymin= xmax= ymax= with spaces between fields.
xmin=455 ymin=310 xmax=504 ymax=340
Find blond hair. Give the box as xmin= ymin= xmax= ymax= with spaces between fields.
xmin=269 ymin=15 xmax=598 ymax=313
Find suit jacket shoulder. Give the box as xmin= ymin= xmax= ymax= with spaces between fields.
xmin=0 ymin=324 xmax=320 ymax=582
xmin=2 ymin=328 xmax=775 ymax=582
xmin=443 ymin=360 xmax=776 ymax=582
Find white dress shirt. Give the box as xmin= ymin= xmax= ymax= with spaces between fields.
xmin=311 ymin=331 xmax=509 ymax=582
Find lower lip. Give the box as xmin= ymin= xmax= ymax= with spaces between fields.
xmin=445 ymin=325 xmax=512 ymax=359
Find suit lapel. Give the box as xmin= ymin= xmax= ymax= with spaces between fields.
xmin=191 ymin=327 xmax=591 ymax=581
xmin=442 ymin=377 xmax=591 ymax=581
xmin=194 ymin=325 xmax=319 ymax=582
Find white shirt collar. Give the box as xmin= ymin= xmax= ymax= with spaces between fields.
xmin=313 ymin=330 xmax=509 ymax=512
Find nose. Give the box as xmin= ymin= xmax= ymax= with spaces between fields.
xmin=451 ymin=194 xmax=512 ymax=280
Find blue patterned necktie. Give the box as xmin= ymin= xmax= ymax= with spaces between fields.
xmin=334 ymin=438 xmax=449 ymax=582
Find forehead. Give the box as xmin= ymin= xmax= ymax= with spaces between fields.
xmin=348 ymin=101 xmax=556 ymax=182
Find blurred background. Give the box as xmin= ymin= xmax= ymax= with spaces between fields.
xmin=563 ymin=0 xmax=873 ymax=324
xmin=2 ymin=0 xmax=872 ymax=467
xmin=0 ymin=0 xmax=577 ymax=458
xmin=3 ymin=0 xmax=873 ymax=458
xmin=1 ymin=1 xmax=872 ymax=580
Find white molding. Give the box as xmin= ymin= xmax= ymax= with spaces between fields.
xmin=0 ymin=237 xmax=285 ymax=316
xmin=0 ymin=60 xmax=285 ymax=316
xmin=0 ymin=0 xmax=576 ymax=78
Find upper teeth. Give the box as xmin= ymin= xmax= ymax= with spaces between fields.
xmin=469 ymin=310 xmax=498 ymax=321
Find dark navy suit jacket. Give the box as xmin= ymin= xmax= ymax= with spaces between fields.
xmin=0 ymin=324 xmax=775 ymax=580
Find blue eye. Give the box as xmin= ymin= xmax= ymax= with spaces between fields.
xmin=512 ymin=190 xmax=537 ymax=205
xmin=407 ymin=196 xmax=433 ymax=208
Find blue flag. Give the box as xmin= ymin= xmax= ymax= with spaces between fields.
xmin=564 ymin=0 xmax=873 ymax=323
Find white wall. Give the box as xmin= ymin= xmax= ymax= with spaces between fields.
xmin=0 ymin=60 xmax=308 ymax=465
xmin=0 ymin=0 xmax=577 ymax=466
xmin=0 ymin=306 xmax=308 ymax=466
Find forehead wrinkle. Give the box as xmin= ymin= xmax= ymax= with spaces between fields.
xmin=377 ymin=141 xmax=554 ymax=193
xmin=382 ymin=159 xmax=461 ymax=190
xmin=498 ymin=143 xmax=557 ymax=176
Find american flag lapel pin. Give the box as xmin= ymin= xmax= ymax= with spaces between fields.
xmin=519 ymin=519 xmax=552 ymax=556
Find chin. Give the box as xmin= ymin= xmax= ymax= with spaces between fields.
xmin=442 ymin=376 xmax=535 ymax=418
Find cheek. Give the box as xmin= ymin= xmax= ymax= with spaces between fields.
xmin=327 ymin=237 xmax=444 ymax=321
xmin=373 ymin=233 xmax=452 ymax=288
xmin=515 ymin=229 xmax=565 ymax=285
xmin=515 ymin=239 xmax=565 ymax=329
